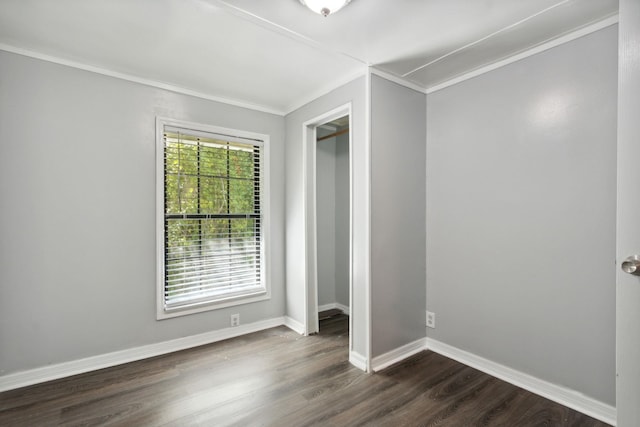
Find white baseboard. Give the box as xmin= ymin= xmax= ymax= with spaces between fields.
xmin=317 ymin=303 xmax=336 ymax=312
xmin=335 ymin=303 xmax=350 ymax=315
xmin=0 ymin=317 xmax=286 ymax=393
xmin=425 ymin=338 xmax=616 ymax=426
xmin=371 ymin=338 xmax=427 ymax=372
xmin=317 ymin=302 xmax=350 ymax=315
xmin=284 ymin=316 xmax=305 ymax=335
xmin=349 ymin=350 xmax=368 ymax=372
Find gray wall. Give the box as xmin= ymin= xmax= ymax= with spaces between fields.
xmin=316 ymin=128 xmax=350 ymax=309
xmin=426 ymin=26 xmax=617 ymax=405
xmin=0 ymin=51 xmax=286 ymax=376
xmin=335 ymin=131 xmax=350 ymax=308
xmin=316 ymin=131 xmax=337 ymax=306
xmin=285 ymin=76 xmax=368 ymax=359
xmin=371 ymin=75 xmax=427 ymax=357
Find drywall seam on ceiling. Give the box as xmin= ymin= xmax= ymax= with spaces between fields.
xmin=213 ymin=0 xmax=368 ymax=66
xmin=425 ymin=14 xmax=619 ymax=95
xmin=0 ymin=11 xmax=617 ymax=116
xmin=403 ymin=0 xmax=574 ymax=77
xmin=0 ymin=43 xmax=286 ymax=116
xmin=211 ymin=1 xmax=371 ymax=115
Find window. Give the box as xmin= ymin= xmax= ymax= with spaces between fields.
xmin=156 ymin=118 xmax=269 ymax=318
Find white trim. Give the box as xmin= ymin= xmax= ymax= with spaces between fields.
xmin=318 ymin=303 xmax=337 ymax=312
xmin=0 ymin=12 xmax=617 ymax=114
xmin=347 ymin=110 xmax=355 ymax=357
xmin=426 ymin=338 xmax=617 ymax=426
xmin=301 ymin=119 xmax=313 ymax=335
xmin=336 ymin=303 xmax=350 ymax=315
xmin=317 ymin=302 xmax=350 ymax=315
xmin=349 ymin=351 xmax=368 ymax=372
xmin=0 ymin=43 xmax=285 ymax=116
xmin=406 ymin=0 xmax=575 ymax=77
xmin=318 ymin=123 xmax=338 ymax=132
xmin=364 ymin=69 xmax=373 ymax=373
xmin=155 ymin=117 xmax=271 ymax=320
xmin=284 ymin=316 xmax=305 ymax=335
xmin=426 ymin=15 xmax=619 ymax=94
xmin=0 ymin=317 xmax=286 ymax=393
xmin=371 ymin=338 xmax=427 ymax=372
xmin=369 ymin=68 xmax=427 ymax=94
xmin=284 ymin=70 xmax=367 ymax=115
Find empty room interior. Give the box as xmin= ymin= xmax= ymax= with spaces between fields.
xmin=1 ymin=0 xmax=639 ymax=425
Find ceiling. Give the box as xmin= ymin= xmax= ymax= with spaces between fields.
xmin=0 ymin=0 xmax=618 ymax=114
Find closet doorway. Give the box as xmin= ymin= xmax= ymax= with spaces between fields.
xmin=302 ymin=104 xmax=352 ymax=354
xmin=316 ymin=114 xmax=350 ymax=334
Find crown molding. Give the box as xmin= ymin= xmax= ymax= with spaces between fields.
xmin=0 ymin=43 xmax=286 ymax=116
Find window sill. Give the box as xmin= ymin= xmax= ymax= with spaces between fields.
xmin=157 ymin=289 xmax=270 ymax=320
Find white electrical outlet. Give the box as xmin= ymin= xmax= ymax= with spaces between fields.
xmin=426 ymin=311 xmax=436 ymax=329
xmin=231 ymin=313 xmax=240 ymax=327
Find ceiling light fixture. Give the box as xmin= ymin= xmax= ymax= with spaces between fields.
xmin=299 ymin=0 xmax=351 ymax=17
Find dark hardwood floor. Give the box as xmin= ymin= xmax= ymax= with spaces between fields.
xmin=0 ymin=314 xmax=610 ymax=426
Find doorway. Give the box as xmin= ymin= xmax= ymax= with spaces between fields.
xmin=302 ymin=104 xmax=352 ymax=355
xmin=316 ymin=115 xmax=350 ymax=333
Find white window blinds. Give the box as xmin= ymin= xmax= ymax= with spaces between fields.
xmin=162 ymin=126 xmax=265 ymax=311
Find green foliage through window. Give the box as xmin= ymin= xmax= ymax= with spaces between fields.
xmin=163 ymin=129 xmax=263 ymax=309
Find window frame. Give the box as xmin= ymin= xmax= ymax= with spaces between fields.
xmin=156 ymin=117 xmax=270 ymax=320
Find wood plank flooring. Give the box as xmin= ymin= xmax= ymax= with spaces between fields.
xmin=0 ymin=314 xmax=611 ymax=426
